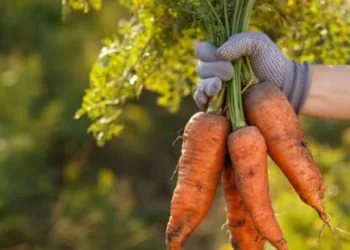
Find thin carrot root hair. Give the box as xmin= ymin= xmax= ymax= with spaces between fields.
xmin=318 ymin=212 xmax=350 ymax=243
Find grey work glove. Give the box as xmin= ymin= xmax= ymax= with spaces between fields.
xmin=194 ymin=32 xmax=311 ymax=113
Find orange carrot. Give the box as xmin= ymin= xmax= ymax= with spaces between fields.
xmin=228 ymin=126 xmax=288 ymax=250
xmin=165 ymin=112 xmax=230 ymax=250
xmin=243 ymin=82 xmax=327 ymax=223
xmin=222 ymin=160 xmax=265 ymax=250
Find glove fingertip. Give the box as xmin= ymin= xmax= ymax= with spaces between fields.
xmin=220 ymin=61 xmax=234 ymax=81
xmin=194 ymin=89 xmax=209 ymax=110
xmin=196 ymin=41 xmax=219 ymax=62
xmin=206 ymin=77 xmax=222 ymax=96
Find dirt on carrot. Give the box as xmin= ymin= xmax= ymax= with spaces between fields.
xmin=165 ymin=112 xmax=230 ymax=250
xmin=243 ymin=82 xmax=328 ymax=224
xmin=222 ymin=160 xmax=265 ymax=250
xmin=228 ymin=126 xmax=288 ymax=250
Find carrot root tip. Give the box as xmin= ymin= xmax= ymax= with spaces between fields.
xmin=335 ymin=226 xmax=350 ymax=235
xmin=319 ymin=211 xmax=334 ymax=232
xmin=317 ymin=223 xmax=326 ymax=243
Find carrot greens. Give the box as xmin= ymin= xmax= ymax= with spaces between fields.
xmin=186 ymin=0 xmax=258 ymax=129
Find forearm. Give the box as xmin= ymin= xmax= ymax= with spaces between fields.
xmin=301 ymin=65 xmax=350 ymax=120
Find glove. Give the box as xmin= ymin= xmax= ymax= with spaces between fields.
xmin=194 ymin=32 xmax=311 ymax=113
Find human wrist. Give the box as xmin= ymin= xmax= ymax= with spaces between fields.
xmin=282 ymin=61 xmax=312 ymax=114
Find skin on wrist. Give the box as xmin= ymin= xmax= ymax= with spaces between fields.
xmin=301 ymin=65 xmax=350 ymax=120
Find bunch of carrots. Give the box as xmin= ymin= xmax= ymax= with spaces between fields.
xmin=165 ymin=1 xmax=331 ymax=249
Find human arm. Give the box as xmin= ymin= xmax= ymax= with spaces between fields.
xmin=302 ymin=65 xmax=350 ymax=120
xmin=194 ymin=33 xmax=350 ymax=121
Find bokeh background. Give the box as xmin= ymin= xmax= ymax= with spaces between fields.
xmin=0 ymin=0 xmax=350 ymax=249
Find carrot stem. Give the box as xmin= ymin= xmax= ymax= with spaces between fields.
xmin=242 ymin=0 xmax=259 ymax=86
xmin=228 ymin=0 xmax=247 ymax=129
xmin=207 ymin=86 xmax=226 ymax=115
xmin=242 ymin=0 xmax=256 ymax=31
xmin=223 ymin=0 xmax=231 ymax=38
xmin=202 ymin=0 xmax=257 ymax=127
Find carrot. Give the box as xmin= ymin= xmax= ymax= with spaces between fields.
xmin=228 ymin=126 xmax=288 ymax=250
xmin=165 ymin=112 xmax=230 ymax=250
xmin=222 ymin=160 xmax=265 ymax=250
xmin=243 ymin=82 xmax=328 ymax=224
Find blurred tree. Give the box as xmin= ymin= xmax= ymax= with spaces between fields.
xmin=0 ymin=0 xmax=165 ymax=249
xmin=72 ymin=0 xmax=350 ymax=146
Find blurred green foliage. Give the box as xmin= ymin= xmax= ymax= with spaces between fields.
xmin=73 ymin=0 xmax=350 ymax=146
xmin=73 ymin=0 xmax=202 ymax=146
xmin=0 ymin=0 xmax=349 ymax=250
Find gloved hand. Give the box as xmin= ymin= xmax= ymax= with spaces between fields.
xmin=194 ymin=32 xmax=311 ymax=113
